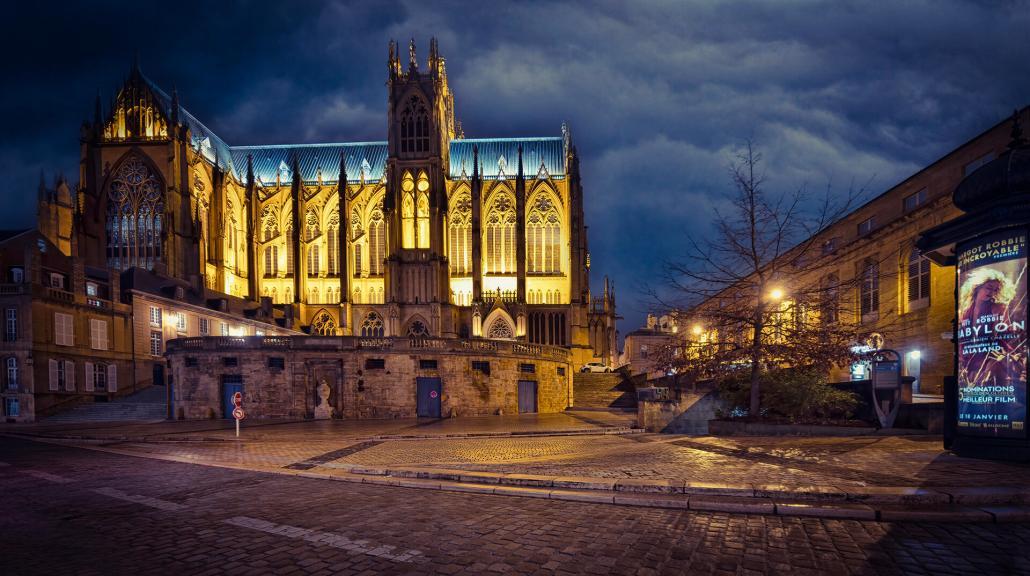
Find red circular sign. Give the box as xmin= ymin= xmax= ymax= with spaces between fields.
xmin=232 ymin=407 xmax=245 ymax=420
xmin=232 ymin=392 xmax=243 ymax=408
xmin=429 ymin=390 xmax=438 ymax=399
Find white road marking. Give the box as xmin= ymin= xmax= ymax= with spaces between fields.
xmin=20 ymin=470 xmax=74 ymax=483
xmin=92 ymin=487 xmax=185 ymax=511
xmin=223 ymin=516 xmax=423 ymax=563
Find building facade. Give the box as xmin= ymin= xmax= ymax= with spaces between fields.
xmin=39 ymin=40 xmax=616 ymax=371
xmin=674 ymin=107 xmax=1029 ymax=395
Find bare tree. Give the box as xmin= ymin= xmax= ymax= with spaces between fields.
xmin=654 ymin=142 xmax=882 ymax=416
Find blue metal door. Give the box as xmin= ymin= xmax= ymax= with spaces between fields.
xmin=416 ymin=377 xmax=441 ymax=418
xmin=518 ymin=380 xmax=538 ymax=414
xmin=222 ymin=375 xmax=243 ymax=420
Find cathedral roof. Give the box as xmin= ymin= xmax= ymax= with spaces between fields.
xmin=448 ymin=137 xmax=565 ymax=180
xmin=230 ymin=142 xmax=389 ymax=186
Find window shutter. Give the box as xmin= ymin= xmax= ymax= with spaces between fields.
xmin=108 ymin=364 xmax=118 ymax=392
xmin=85 ymin=362 xmax=95 ymax=392
xmin=66 ymin=361 xmax=75 ymax=391
xmin=49 ymin=359 xmax=58 ymax=391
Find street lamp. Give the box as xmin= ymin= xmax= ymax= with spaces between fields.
xmin=768 ymin=288 xmax=785 ymax=301
xmin=691 ymin=324 xmax=703 ymax=336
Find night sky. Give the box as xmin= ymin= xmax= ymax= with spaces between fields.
xmin=4 ymin=1 xmax=1029 ymax=336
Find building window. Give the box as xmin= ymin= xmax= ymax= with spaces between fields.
xmin=821 ymin=238 xmax=838 ymax=255
xmin=106 ymin=154 xmax=164 ymax=271
xmin=527 ymin=194 xmax=562 ymax=275
xmin=369 ymin=207 xmax=385 ymax=276
xmin=8 ymin=267 xmax=23 ymax=284
xmin=327 ymin=225 xmax=339 ymax=275
xmin=485 ymin=192 xmax=517 ymax=274
xmin=964 ymin=153 xmax=995 ymax=176
xmin=89 ymin=318 xmax=109 ymax=350
xmin=399 ymin=95 xmax=430 ymax=154
xmin=307 ymin=244 xmax=320 ymax=277
xmin=199 ymin=318 xmax=209 ymax=336
xmin=4 ymin=397 xmax=18 ymax=417
xmin=222 ymin=357 xmax=238 ymax=367
xmin=150 ymin=331 xmax=162 ymax=356
xmin=903 ymin=188 xmax=927 ymax=213
xmin=4 ymin=309 xmax=16 ymax=342
xmin=907 ymin=248 xmax=931 ymax=308
xmin=49 ymin=272 xmax=66 ymax=290
xmin=857 ymin=217 xmax=875 ymax=236
xmin=267 ymin=357 xmax=285 ymax=370
xmin=86 ymin=282 xmax=98 ymax=297
xmin=91 ymin=363 xmax=108 ymax=391
xmin=149 ymin=306 xmax=162 ymax=327
xmin=360 ymin=312 xmax=385 ymax=338
xmin=6 ymin=357 xmax=17 ymax=390
xmin=221 ymin=322 xmax=229 ymax=336
xmin=176 ymin=312 xmax=187 ymax=334
xmin=860 ymin=260 xmax=880 ymax=320
xmin=264 ymin=245 xmax=278 ymax=277
xmin=471 ymin=361 xmax=490 ymax=375
xmin=55 ymin=313 xmax=74 ymax=346
xmin=365 ymin=358 xmax=385 ymax=370
xmin=419 ymin=359 xmax=438 ymax=370
xmin=311 ymin=310 xmax=336 ymax=336
xmin=519 ymin=363 xmax=536 ymax=374
xmin=48 ymin=359 xmax=74 ymax=391
xmin=557 ymin=366 xmax=566 ymax=376
xmin=821 ymin=273 xmax=840 ymax=324
xmin=286 ymin=229 xmax=295 ymax=275
xmin=449 ymin=192 xmax=472 ymax=275
xmin=353 ymin=244 xmax=363 ymax=278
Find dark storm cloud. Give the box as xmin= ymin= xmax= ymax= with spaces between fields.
xmin=4 ymin=0 xmax=1029 ymax=334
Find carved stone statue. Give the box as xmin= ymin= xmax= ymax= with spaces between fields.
xmin=314 ymin=379 xmax=334 ymax=420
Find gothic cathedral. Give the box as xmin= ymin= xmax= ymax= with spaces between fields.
xmin=41 ymin=40 xmax=618 ymax=366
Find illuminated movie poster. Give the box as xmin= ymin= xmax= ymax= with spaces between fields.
xmin=956 ymin=229 xmax=1028 ymax=437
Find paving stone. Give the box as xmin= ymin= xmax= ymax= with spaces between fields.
xmin=689 ymin=496 xmax=776 ymax=515
xmin=773 ymin=501 xmax=876 ymax=520
xmin=878 ymin=506 xmax=995 ymax=523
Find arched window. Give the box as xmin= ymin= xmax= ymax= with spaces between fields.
xmin=487 ymin=318 xmax=514 ymax=340
xmin=449 ymin=192 xmax=471 ymax=275
xmin=361 ymin=311 xmax=385 ymax=337
xmin=353 ymin=244 xmax=363 ymax=278
xmin=327 ymin=211 xmax=339 ymax=276
xmin=310 ymin=287 xmax=319 ymax=303
xmin=311 ymin=310 xmax=336 ymax=336
xmin=307 ymin=244 xmax=320 ymax=277
xmin=261 ymin=206 xmax=280 ymax=241
xmin=907 ymin=248 xmax=930 ymax=306
xmin=353 ymin=287 xmax=362 ymax=304
xmin=399 ymin=96 xmax=430 ymax=154
xmin=369 ymin=207 xmax=385 ymax=275
xmin=406 ymin=320 xmax=430 ymax=338
xmin=106 ymin=154 xmax=164 ymax=270
xmin=860 ymin=259 xmax=880 ymax=319
xmin=402 ymin=172 xmax=415 ymax=249
xmin=528 ymin=194 xmax=561 ymax=275
xmin=264 ymin=245 xmax=278 ymax=277
xmin=305 ymin=208 xmax=320 ymax=240
xmin=285 ymin=225 xmax=295 ymax=275
xmin=485 ymin=191 xmax=516 ymax=274
xmin=6 ymin=357 xmax=17 ymax=389
xmin=416 ymin=172 xmax=430 ymax=249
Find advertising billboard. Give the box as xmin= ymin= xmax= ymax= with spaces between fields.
xmin=956 ymin=229 xmax=1028 ymax=437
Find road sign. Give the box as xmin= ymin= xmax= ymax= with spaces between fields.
xmin=429 ymin=390 xmax=438 ymax=399
xmin=232 ymin=392 xmax=243 ymax=408
xmin=232 ymin=407 xmax=245 ymax=420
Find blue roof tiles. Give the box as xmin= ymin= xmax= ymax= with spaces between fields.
xmin=448 ymin=137 xmax=566 ymax=180
xmin=230 ymin=142 xmax=388 ymax=186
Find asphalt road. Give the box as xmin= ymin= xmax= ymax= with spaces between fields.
xmin=1 ymin=437 xmax=1028 ymax=576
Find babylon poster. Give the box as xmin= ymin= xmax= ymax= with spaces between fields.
xmin=957 ymin=229 xmax=1028 ymax=437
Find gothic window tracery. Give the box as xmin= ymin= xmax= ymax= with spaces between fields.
xmin=527 ymin=193 xmax=561 ymax=275
xmin=305 ymin=208 xmax=321 ymax=240
xmin=399 ymin=95 xmax=430 ymax=154
xmin=106 ymin=154 xmax=164 ymax=271
xmin=360 ymin=311 xmax=385 ymax=337
xmin=327 ymin=211 xmax=339 ymax=276
xmin=369 ymin=206 xmax=385 ymax=276
xmin=406 ymin=320 xmax=430 ymax=338
xmin=487 ymin=317 xmax=514 ymax=340
xmin=402 ymin=171 xmax=415 ymax=249
xmin=311 ymin=309 xmax=336 ymax=336
xmin=485 ymin=191 xmax=516 ymax=274
xmin=261 ymin=206 xmax=280 ymax=241
xmin=448 ymin=192 xmax=472 ymax=275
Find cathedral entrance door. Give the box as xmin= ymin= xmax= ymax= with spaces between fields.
xmin=518 ymin=380 xmax=538 ymax=414
xmin=416 ymin=377 xmax=441 ymax=418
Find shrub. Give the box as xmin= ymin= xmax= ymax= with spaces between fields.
xmin=716 ymin=366 xmax=858 ymax=422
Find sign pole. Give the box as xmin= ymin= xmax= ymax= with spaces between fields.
xmin=236 ymin=417 xmax=240 ymax=438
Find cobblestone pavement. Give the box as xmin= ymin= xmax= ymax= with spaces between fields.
xmin=3 ymin=436 xmax=1030 ymax=575
xmin=91 ymin=429 xmax=1030 ymax=489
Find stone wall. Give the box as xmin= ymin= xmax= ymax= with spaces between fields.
xmin=167 ymin=336 xmax=572 ymax=420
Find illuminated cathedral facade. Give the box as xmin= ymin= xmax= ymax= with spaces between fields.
xmin=43 ymin=40 xmax=618 ymax=367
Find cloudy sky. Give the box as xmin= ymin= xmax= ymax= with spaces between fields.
xmin=4 ymin=0 xmax=1029 ymax=334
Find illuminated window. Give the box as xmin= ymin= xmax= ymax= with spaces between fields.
xmin=402 ymin=172 xmax=415 ymax=249
xmin=264 ymin=245 xmax=278 ymax=277
xmin=150 ymin=331 xmax=162 ymax=356
xmin=307 ymin=244 xmax=320 ymax=277
xmin=449 ymin=192 xmax=471 ymax=275
xmin=369 ymin=206 xmax=385 ymax=275
xmin=327 ymin=222 xmax=339 ymax=276
xmin=149 ymin=306 xmax=161 ymax=327
xmin=285 ymin=227 xmax=295 ymax=275
xmin=528 ymin=194 xmax=561 ymax=274
xmin=907 ymin=248 xmax=931 ymax=306
xmin=311 ymin=310 xmax=336 ymax=336
xmin=106 ymin=154 xmax=163 ymax=270
xmin=485 ymin=192 xmax=516 ymax=274
xmin=416 ymin=172 xmax=430 ymax=249
xmin=353 ymin=244 xmax=363 ymax=278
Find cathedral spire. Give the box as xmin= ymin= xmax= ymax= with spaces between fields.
xmin=171 ymin=85 xmax=180 ymax=126
xmin=246 ymin=154 xmax=254 ymax=187
xmin=388 ymin=39 xmax=396 ymax=77
xmin=408 ymin=37 xmax=418 ymax=71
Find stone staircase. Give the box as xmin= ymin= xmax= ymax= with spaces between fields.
xmin=572 ymin=372 xmax=637 ymax=411
xmin=44 ymin=386 xmax=167 ymax=423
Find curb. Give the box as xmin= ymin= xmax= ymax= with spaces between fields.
xmin=13 ymin=435 xmax=1030 ymax=523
